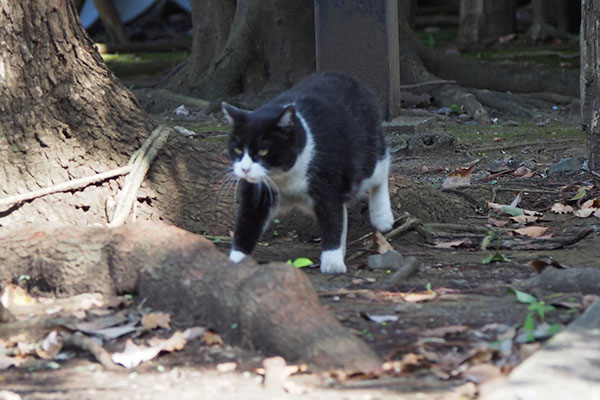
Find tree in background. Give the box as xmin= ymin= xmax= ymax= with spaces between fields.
xmin=581 ymin=0 xmax=600 ymax=172
xmin=0 ymin=0 xmax=153 ymax=225
xmin=166 ymin=0 xmax=579 ymax=123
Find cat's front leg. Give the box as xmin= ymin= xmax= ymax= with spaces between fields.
xmin=229 ymin=181 xmax=276 ymax=263
xmin=314 ymin=201 xmax=348 ymax=274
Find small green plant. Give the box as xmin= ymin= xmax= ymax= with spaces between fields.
xmin=482 ymin=234 xmax=510 ymax=264
xmin=508 ymin=288 xmax=560 ymax=342
xmin=449 ymin=103 xmax=462 ymax=114
xmin=424 ymin=33 xmax=435 ymax=47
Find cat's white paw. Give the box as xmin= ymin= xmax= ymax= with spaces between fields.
xmin=371 ymin=209 xmax=394 ymax=233
xmin=229 ymin=250 xmax=247 ymax=263
xmin=320 ymin=248 xmax=347 ymax=274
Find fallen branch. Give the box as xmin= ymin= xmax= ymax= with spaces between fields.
xmin=346 ymin=214 xmax=424 ymax=264
xmin=468 ymin=138 xmax=582 ymax=155
xmin=0 ymin=165 xmax=132 ymax=210
xmin=63 ymin=331 xmax=121 ymax=371
xmin=373 ymin=257 xmax=420 ymax=289
xmin=108 ymin=126 xmax=171 ymax=227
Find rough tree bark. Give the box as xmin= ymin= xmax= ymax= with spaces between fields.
xmin=0 ymin=2 xmax=380 ymax=370
xmin=529 ymin=0 xmax=573 ymax=42
xmin=0 ymin=0 xmax=154 ymax=226
xmin=581 ymin=0 xmax=600 ymax=172
xmin=167 ymin=0 xmax=315 ymax=102
xmin=0 ymin=222 xmax=381 ymax=371
xmin=458 ymin=0 xmax=516 ymax=49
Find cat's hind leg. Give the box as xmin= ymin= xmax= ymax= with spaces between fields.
xmin=368 ymin=154 xmax=394 ymax=233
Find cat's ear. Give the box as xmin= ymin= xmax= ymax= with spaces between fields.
xmin=222 ymin=102 xmax=248 ymax=126
xmin=276 ymin=106 xmax=296 ymax=130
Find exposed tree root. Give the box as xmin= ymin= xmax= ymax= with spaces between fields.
xmin=0 ymin=222 xmax=381 ymax=371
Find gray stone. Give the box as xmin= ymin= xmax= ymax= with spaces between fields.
xmin=383 ymin=116 xmax=434 ymax=135
xmin=315 ymin=0 xmax=400 ymax=120
xmin=367 ymin=250 xmax=403 ymax=270
xmin=547 ymin=157 xmax=581 ymax=176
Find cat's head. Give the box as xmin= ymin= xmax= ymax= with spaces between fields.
xmin=222 ymin=102 xmax=303 ymax=183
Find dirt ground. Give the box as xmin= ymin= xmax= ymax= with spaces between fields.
xmin=2 ymin=89 xmax=599 ymax=399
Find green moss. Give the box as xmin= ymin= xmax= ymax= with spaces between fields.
xmin=448 ymin=121 xmax=585 ymax=147
xmin=102 ymin=51 xmax=188 ymax=78
xmin=415 ymin=26 xmax=579 ymax=71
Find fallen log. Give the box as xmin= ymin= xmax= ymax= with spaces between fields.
xmin=0 ymin=222 xmax=380 ymax=371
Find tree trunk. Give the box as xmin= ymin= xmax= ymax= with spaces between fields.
xmin=93 ymin=0 xmax=129 ymax=43
xmin=168 ymin=0 xmax=315 ymax=102
xmin=0 ymin=222 xmax=381 ymax=371
xmin=530 ymin=0 xmax=572 ymax=41
xmin=458 ymin=0 xmax=516 ymax=48
xmin=581 ymin=0 xmax=600 ymax=172
xmin=0 ymin=0 xmax=154 ymax=226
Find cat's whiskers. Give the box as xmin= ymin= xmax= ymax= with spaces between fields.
xmin=261 ymin=174 xmax=279 ymax=206
xmin=214 ymin=170 xmax=239 ymax=213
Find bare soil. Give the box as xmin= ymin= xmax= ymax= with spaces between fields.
xmin=2 ymin=45 xmax=599 ymax=397
xmin=2 ymin=95 xmax=598 ymax=399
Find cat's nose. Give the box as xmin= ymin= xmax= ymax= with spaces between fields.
xmin=242 ymin=167 xmax=250 ymax=174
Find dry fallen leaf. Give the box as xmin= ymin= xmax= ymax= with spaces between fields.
xmin=111 ymin=339 xmax=162 ymax=369
xmin=182 ymin=326 xmax=207 ymax=341
xmin=509 ymin=215 xmax=539 ymax=224
xmin=201 ymin=330 xmax=224 ymax=346
xmin=574 ymin=208 xmax=596 ymax=218
xmin=0 ymin=285 xmax=35 ymax=309
xmin=463 ymin=363 xmax=503 ymax=384
xmin=487 ymin=218 xmax=508 ymax=227
xmin=513 ymin=226 xmax=549 ymax=238
xmin=529 ymin=259 xmax=568 ymax=274
xmin=510 ymin=192 xmax=522 ymax=208
xmin=580 ymin=198 xmax=600 ymax=209
xmin=442 ymin=164 xmax=476 ymax=189
xmin=383 ymin=353 xmax=429 ymax=374
xmin=550 ymin=202 xmax=574 ymax=214
xmin=112 ymin=331 xmax=188 ymax=368
xmin=372 ymin=230 xmax=394 ymax=254
xmin=148 ymin=331 xmax=187 ymax=352
xmin=513 ymin=166 xmax=534 ymax=178
xmin=35 ymin=330 xmax=63 ymax=360
xmin=141 ymin=312 xmax=171 ymax=330
xmin=0 ymin=349 xmax=24 ymax=370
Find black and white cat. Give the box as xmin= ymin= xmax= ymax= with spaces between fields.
xmin=222 ymin=72 xmax=394 ymax=274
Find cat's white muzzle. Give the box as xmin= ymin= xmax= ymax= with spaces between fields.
xmin=234 ymin=151 xmax=267 ymax=183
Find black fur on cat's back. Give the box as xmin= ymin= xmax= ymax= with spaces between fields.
xmin=268 ymin=72 xmax=386 ymax=197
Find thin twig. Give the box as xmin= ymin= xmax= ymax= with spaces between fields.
xmin=346 ymin=215 xmax=423 ymax=263
xmin=62 ymin=331 xmax=121 ymax=371
xmin=0 ymin=165 xmax=133 ymax=210
xmin=469 ymin=138 xmax=581 ymax=154
xmin=400 ymin=80 xmax=456 ymax=89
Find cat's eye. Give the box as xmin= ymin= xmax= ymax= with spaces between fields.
xmin=258 ymin=149 xmax=269 ymax=157
xmin=234 ymin=147 xmax=243 ymax=155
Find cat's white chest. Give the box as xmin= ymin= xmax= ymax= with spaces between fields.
xmin=270 ymin=112 xmax=315 ymax=215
